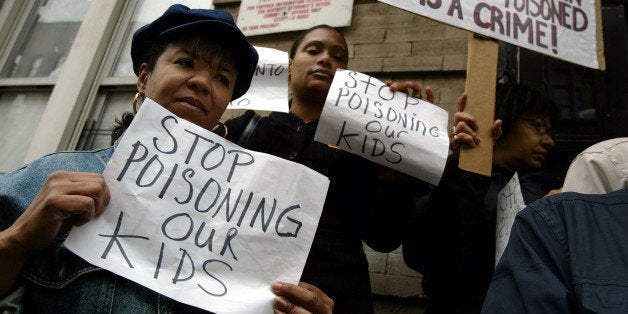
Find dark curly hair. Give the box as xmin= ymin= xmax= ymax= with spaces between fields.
xmin=494 ymin=83 xmax=560 ymax=140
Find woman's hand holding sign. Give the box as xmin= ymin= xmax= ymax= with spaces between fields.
xmin=272 ymin=281 xmax=334 ymax=314
xmin=0 ymin=170 xmax=110 ymax=296
xmin=450 ymin=92 xmax=503 ymax=153
xmin=385 ymin=81 xmax=434 ymax=103
xmin=13 ymin=171 xmax=110 ymax=251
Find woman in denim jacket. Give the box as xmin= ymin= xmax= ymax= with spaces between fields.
xmin=0 ymin=5 xmax=332 ymax=313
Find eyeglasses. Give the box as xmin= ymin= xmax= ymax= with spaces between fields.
xmin=519 ymin=117 xmax=552 ymax=137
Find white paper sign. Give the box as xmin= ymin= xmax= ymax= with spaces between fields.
xmin=495 ymin=172 xmax=526 ymax=265
xmin=237 ymin=0 xmax=353 ymax=36
xmin=65 ymin=98 xmax=329 ymax=314
xmin=314 ymin=69 xmax=449 ymax=185
xmin=378 ymin=0 xmax=604 ymax=69
xmin=229 ymin=46 xmax=290 ymax=112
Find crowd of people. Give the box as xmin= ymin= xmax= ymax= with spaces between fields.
xmin=1 ymin=3 xmax=626 ymax=314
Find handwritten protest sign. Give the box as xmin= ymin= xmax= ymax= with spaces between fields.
xmin=495 ymin=173 xmax=526 ymax=265
xmin=378 ymin=0 xmax=605 ymax=69
xmin=65 ymin=98 xmax=329 ymax=314
xmin=237 ymin=0 xmax=353 ymax=36
xmin=228 ymin=46 xmax=290 ymax=112
xmin=314 ymin=69 xmax=449 ymax=185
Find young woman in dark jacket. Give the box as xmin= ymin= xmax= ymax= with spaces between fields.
xmin=214 ymin=25 xmax=431 ymax=313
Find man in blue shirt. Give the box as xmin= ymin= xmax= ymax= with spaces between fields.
xmin=482 ymin=189 xmax=628 ymax=313
xmin=483 ymin=137 xmax=628 ymax=313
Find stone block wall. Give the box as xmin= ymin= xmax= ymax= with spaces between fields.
xmin=365 ymin=244 xmax=423 ymax=298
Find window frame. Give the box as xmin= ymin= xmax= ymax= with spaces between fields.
xmin=0 ymin=0 xmax=131 ymax=164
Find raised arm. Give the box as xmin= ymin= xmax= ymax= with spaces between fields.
xmin=402 ymin=91 xmax=501 ymax=286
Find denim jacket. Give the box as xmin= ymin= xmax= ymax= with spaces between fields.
xmin=482 ymin=189 xmax=628 ymax=313
xmin=0 ymin=148 xmax=209 ymax=313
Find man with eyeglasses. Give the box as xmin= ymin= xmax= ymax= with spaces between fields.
xmin=403 ymin=83 xmax=563 ymax=313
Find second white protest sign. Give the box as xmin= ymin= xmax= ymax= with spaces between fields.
xmin=314 ymin=69 xmax=449 ymax=185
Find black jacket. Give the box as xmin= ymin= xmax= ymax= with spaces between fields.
xmin=216 ymin=110 xmax=426 ymax=313
xmin=403 ymin=155 xmax=561 ymax=313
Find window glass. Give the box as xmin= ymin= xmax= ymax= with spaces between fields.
xmin=80 ymin=91 xmax=135 ymax=150
xmin=1 ymin=0 xmax=91 ymax=78
xmin=0 ymin=91 xmax=48 ymax=174
xmin=111 ymin=0 xmax=213 ymax=77
xmin=547 ymin=59 xmax=596 ymax=120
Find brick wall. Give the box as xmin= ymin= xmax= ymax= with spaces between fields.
xmin=365 ymin=244 xmax=423 ymax=298
xmin=215 ymin=0 xmax=470 ymax=304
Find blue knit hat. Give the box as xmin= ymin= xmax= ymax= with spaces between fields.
xmin=131 ymin=4 xmax=258 ymax=100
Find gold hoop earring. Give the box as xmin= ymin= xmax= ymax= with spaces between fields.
xmin=212 ymin=121 xmax=228 ymax=138
xmin=133 ymin=92 xmax=145 ymax=114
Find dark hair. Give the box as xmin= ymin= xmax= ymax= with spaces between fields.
xmin=111 ymin=40 xmax=163 ymax=145
xmin=289 ymin=24 xmax=348 ymax=59
xmin=111 ymin=35 xmax=234 ymax=144
xmin=111 ymin=112 xmax=135 ymax=145
xmin=494 ymin=83 xmax=560 ymax=139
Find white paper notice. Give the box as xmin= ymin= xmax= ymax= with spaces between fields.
xmin=229 ymin=46 xmax=290 ymax=112
xmin=495 ymin=173 xmax=526 ymax=266
xmin=65 ymin=98 xmax=329 ymax=314
xmin=237 ymin=0 xmax=353 ymax=36
xmin=314 ymin=69 xmax=449 ymax=185
xmin=378 ymin=0 xmax=604 ymax=69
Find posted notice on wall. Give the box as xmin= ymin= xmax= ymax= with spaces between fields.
xmin=237 ymin=0 xmax=353 ymax=36
xmin=65 ymin=98 xmax=329 ymax=314
xmin=314 ymin=69 xmax=449 ymax=185
xmin=494 ymin=172 xmax=526 ymax=265
xmin=378 ymin=0 xmax=605 ymax=69
xmin=228 ymin=46 xmax=289 ymax=112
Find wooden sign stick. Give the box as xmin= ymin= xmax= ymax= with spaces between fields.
xmin=459 ymin=33 xmax=499 ymax=176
